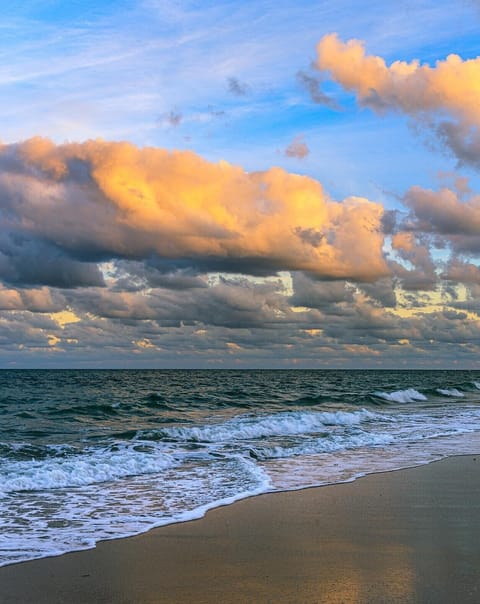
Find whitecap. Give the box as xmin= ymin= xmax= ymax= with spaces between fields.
xmin=155 ymin=409 xmax=383 ymax=443
xmin=0 ymin=445 xmax=176 ymax=493
xmin=374 ymin=388 xmax=427 ymax=404
xmin=436 ymin=388 xmax=465 ymax=398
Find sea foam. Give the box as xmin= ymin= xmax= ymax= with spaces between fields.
xmin=436 ymin=388 xmax=465 ymax=397
xmin=151 ymin=409 xmax=382 ymax=443
xmin=250 ymin=431 xmax=394 ymax=460
xmin=374 ymin=388 xmax=427 ymax=403
xmin=0 ymin=445 xmax=175 ymax=493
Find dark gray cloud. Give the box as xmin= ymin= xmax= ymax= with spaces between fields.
xmin=381 ymin=210 xmax=397 ymax=235
xmin=110 ymin=260 xmax=208 ymax=292
xmin=398 ymin=185 xmax=480 ymax=257
xmin=403 ymin=186 xmax=480 ymax=236
xmin=441 ymin=259 xmax=480 ymax=285
xmin=0 ymin=235 xmax=104 ymax=288
xmin=66 ymin=275 xmax=296 ymax=329
xmin=358 ymin=278 xmax=397 ymax=308
xmin=289 ymin=273 xmax=354 ymax=310
xmin=0 ymin=273 xmax=478 ymax=368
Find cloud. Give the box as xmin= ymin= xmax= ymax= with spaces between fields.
xmin=0 ymin=129 xmax=478 ymax=366
xmin=0 ymin=286 xmax=65 ymax=312
xmin=284 ymin=135 xmax=310 ymax=159
xmin=388 ymin=231 xmax=437 ymax=291
xmin=315 ymin=33 xmax=480 ymax=168
xmin=399 ymin=185 xmax=480 ymax=255
xmin=435 ymin=120 xmax=480 ymax=169
xmin=403 ymin=186 xmax=480 ymax=235
xmin=358 ymin=278 xmax=397 ymax=308
xmin=296 ymin=70 xmax=338 ymax=109
xmin=0 ymin=137 xmax=389 ymax=283
xmin=165 ymin=110 xmax=183 ymax=127
xmin=289 ymin=272 xmax=354 ymax=310
xmin=63 ymin=274 xmax=301 ymax=329
xmin=227 ymin=77 xmax=251 ymax=96
xmin=442 ymin=259 xmax=480 ymax=285
xmin=0 ymin=234 xmax=105 ymax=289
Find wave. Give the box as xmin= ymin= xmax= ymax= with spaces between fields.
xmin=0 ymin=444 xmax=175 ymax=493
xmin=374 ymin=388 xmax=427 ymax=404
xmin=46 ymin=403 xmax=121 ymax=418
xmin=0 ymin=442 xmax=78 ymax=461
xmin=287 ymin=393 xmax=334 ymax=407
xmin=146 ymin=409 xmax=384 ymax=443
xmin=436 ymin=388 xmax=465 ymax=398
xmin=143 ymin=393 xmax=175 ymax=410
xmin=250 ymin=432 xmax=394 ymax=460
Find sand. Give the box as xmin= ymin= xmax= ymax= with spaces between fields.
xmin=1 ymin=455 xmax=480 ymax=603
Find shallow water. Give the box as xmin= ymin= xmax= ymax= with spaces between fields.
xmin=2 ymin=369 xmax=480 ymax=566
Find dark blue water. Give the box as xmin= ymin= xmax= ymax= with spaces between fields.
xmin=2 ymin=369 xmax=480 ymax=566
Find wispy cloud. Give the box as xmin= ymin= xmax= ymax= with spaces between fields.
xmin=296 ymin=70 xmax=338 ymax=109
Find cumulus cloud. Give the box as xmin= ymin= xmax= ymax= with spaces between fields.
xmin=289 ymin=272 xmax=354 ymax=310
xmin=399 ymin=185 xmax=480 ymax=254
xmin=315 ymin=33 xmax=480 ymax=168
xmin=0 ymin=133 xmax=479 ymax=366
xmin=0 ymin=286 xmax=65 ymax=312
xmin=442 ymin=259 xmax=480 ymax=285
xmin=0 ymin=137 xmax=389 ymax=283
xmin=64 ymin=274 xmax=304 ymax=329
xmin=388 ymin=231 xmax=438 ymax=291
xmin=357 ymin=278 xmax=397 ymax=308
xmin=403 ymin=186 xmax=480 ymax=235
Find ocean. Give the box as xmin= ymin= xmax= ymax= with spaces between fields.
xmin=2 ymin=368 xmax=480 ymax=567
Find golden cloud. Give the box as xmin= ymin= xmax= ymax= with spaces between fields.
xmin=316 ymin=34 xmax=480 ymax=166
xmin=316 ymin=33 xmax=480 ymax=123
xmin=0 ymin=137 xmax=389 ymax=282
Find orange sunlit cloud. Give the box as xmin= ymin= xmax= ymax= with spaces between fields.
xmin=316 ymin=33 xmax=480 ymax=123
xmin=316 ymin=33 xmax=480 ymax=166
xmin=1 ymin=137 xmax=389 ymax=282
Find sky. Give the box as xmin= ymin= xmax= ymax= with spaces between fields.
xmin=2 ymin=0 xmax=480 ymax=368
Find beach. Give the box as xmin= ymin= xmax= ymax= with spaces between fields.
xmin=1 ymin=455 xmax=480 ymax=603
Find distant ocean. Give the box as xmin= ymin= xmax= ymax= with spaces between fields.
xmin=2 ymin=369 xmax=480 ymax=567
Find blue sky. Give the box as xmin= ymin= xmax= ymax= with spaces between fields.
xmin=2 ymin=1 xmax=479 ymax=196
xmin=1 ymin=0 xmax=480 ymax=367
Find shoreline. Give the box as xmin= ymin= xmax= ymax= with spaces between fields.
xmin=0 ymin=450 xmax=471 ymax=570
xmin=2 ymin=454 xmax=480 ymax=603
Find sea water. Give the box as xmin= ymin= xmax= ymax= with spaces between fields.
xmin=1 ymin=369 xmax=480 ymax=566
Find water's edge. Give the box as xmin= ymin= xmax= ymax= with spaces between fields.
xmin=4 ymin=447 xmax=480 ymax=570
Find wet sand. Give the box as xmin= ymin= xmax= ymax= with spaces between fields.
xmin=1 ymin=455 xmax=480 ymax=603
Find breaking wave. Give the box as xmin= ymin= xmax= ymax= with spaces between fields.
xmin=374 ymin=388 xmax=427 ymax=404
